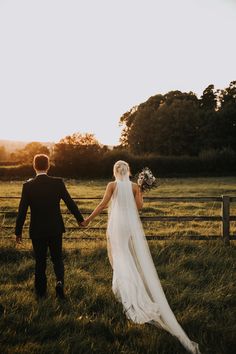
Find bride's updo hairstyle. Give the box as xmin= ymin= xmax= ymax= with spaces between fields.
xmin=113 ymin=160 xmax=130 ymax=180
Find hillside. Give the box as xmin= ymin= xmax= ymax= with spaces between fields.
xmin=0 ymin=139 xmax=54 ymax=153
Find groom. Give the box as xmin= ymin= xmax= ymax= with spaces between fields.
xmin=15 ymin=154 xmax=84 ymax=299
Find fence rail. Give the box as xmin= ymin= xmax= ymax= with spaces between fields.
xmin=0 ymin=195 xmax=236 ymax=244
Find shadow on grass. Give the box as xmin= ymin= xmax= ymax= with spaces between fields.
xmin=0 ymin=246 xmax=32 ymax=264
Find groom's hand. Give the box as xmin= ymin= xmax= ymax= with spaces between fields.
xmin=16 ymin=235 xmax=22 ymax=243
xmin=78 ymin=221 xmax=85 ymax=227
xmin=80 ymin=219 xmax=90 ymax=227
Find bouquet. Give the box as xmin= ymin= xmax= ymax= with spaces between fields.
xmin=136 ymin=167 xmax=158 ymax=192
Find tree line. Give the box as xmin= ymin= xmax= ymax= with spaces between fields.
xmin=0 ymin=81 xmax=235 ymax=178
xmin=119 ymin=81 xmax=236 ymax=155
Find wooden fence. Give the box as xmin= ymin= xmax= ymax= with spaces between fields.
xmin=0 ymin=195 xmax=236 ymax=245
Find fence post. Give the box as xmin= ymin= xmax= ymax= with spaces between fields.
xmin=221 ymin=195 xmax=230 ymax=245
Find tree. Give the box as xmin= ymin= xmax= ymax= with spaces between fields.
xmin=200 ymin=84 xmax=217 ymax=111
xmin=119 ymin=94 xmax=165 ymax=152
xmin=216 ymin=81 xmax=236 ymax=150
xmin=152 ymin=98 xmax=201 ymax=155
xmin=53 ymin=132 xmax=108 ymax=177
xmin=12 ymin=142 xmax=50 ymax=163
xmin=0 ymin=146 xmax=7 ymax=161
xmin=59 ymin=132 xmax=100 ymax=146
xmin=219 ymin=80 xmax=236 ymax=108
xmin=119 ymin=83 xmax=236 ymax=155
xmin=119 ymin=91 xmax=201 ymax=155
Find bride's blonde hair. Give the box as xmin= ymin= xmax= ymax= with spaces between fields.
xmin=113 ymin=160 xmax=130 ymax=179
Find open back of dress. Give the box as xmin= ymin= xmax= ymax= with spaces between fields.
xmin=107 ymin=178 xmax=200 ymax=354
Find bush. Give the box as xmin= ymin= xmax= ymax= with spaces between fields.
xmin=0 ymin=150 xmax=236 ymax=180
xmin=0 ymin=164 xmax=34 ymax=180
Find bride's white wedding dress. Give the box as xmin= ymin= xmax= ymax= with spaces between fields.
xmin=106 ymin=175 xmax=201 ymax=354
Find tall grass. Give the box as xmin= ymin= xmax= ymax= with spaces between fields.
xmin=0 ymin=239 xmax=235 ymax=354
xmin=0 ymin=178 xmax=236 ymax=353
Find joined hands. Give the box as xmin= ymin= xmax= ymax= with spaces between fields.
xmin=80 ymin=218 xmax=90 ymax=227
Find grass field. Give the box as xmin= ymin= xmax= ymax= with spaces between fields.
xmin=0 ymin=177 xmax=236 ymax=353
xmin=1 ymin=177 xmax=236 ymax=239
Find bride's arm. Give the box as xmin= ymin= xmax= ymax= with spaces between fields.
xmin=85 ymin=182 xmax=114 ymax=224
xmin=133 ymin=183 xmax=143 ymax=209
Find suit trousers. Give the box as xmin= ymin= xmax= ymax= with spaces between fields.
xmin=31 ymin=234 xmax=64 ymax=295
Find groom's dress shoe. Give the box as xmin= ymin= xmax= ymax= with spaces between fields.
xmin=56 ymin=281 xmax=66 ymax=300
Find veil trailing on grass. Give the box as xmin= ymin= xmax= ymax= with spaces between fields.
xmin=106 ymin=173 xmax=201 ymax=354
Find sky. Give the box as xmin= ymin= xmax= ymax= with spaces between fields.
xmin=0 ymin=0 xmax=236 ymax=146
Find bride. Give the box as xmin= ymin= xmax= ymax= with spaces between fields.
xmin=83 ymin=160 xmax=201 ymax=354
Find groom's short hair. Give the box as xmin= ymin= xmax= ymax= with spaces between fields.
xmin=33 ymin=154 xmax=50 ymax=171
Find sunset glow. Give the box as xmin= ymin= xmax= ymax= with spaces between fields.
xmin=0 ymin=0 xmax=235 ymax=145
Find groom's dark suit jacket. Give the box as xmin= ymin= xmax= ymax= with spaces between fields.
xmin=15 ymin=174 xmax=84 ymax=238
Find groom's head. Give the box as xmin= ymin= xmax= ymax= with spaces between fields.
xmin=33 ymin=154 xmax=50 ymax=173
